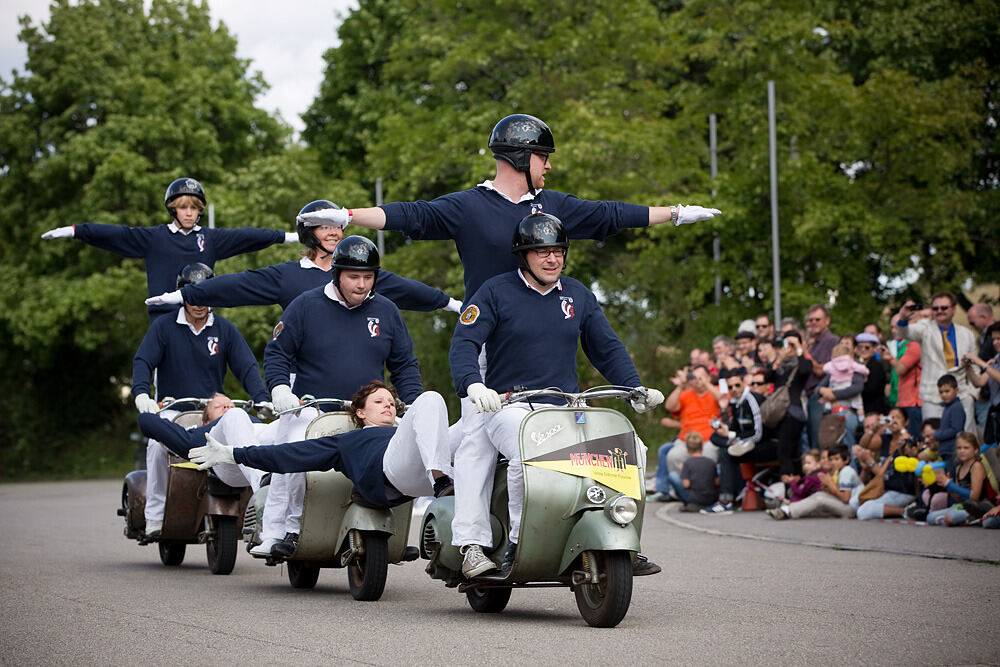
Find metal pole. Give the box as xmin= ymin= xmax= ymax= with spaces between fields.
xmin=375 ymin=177 xmax=385 ymax=257
xmin=208 ymin=203 xmax=215 ymax=229
xmin=710 ymin=114 xmax=720 ymax=306
xmin=768 ymin=80 xmax=781 ymax=324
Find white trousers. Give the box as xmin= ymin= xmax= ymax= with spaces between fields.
xmin=260 ymin=408 xmax=317 ymax=542
xmin=381 ymin=391 xmax=453 ymax=497
xmin=207 ymin=408 xmax=279 ymax=491
xmin=144 ymin=409 xmax=179 ymax=523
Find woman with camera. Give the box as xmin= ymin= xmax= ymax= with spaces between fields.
xmin=762 ymin=331 xmax=814 ymax=475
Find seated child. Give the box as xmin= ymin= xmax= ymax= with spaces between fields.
xmin=780 ymin=448 xmax=824 ymax=504
xmin=770 ymin=444 xmax=860 ymax=519
xmin=926 ymin=431 xmax=986 ymax=526
xmin=669 ymin=432 xmax=719 ymax=512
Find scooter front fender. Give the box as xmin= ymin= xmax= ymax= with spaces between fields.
xmin=557 ymin=509 xmax=640 ymax=575
xmin=335 ymin=503 xmax=394 ymax=549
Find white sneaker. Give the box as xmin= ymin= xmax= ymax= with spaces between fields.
xmin=727 ymin=440 xmax=756 ymax=457
xmin=145 ymin=519 xmax=163 ymax=537
xmin=460 ymin=544 xmax=497 ymax=578
xmin=250 ymin=538 xmax=278 ymax=556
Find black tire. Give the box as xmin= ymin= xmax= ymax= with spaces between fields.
xmin=466 ymin=586 xmax=512 ymax=613
xmin=347 ymin=532 xmax=388 ymax=601
xmin=287 ymin=561 xmax=321 ymax=589
xmin=574 ymin=551 xmax=633 ymax=628
xmin=158 ymin=541 xmax=186 ymax=566
xmin=206 ymin=516 xmax=238 ymax=575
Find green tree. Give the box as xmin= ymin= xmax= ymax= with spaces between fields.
xmin=0 ymin=0 xmax=292 ymax=476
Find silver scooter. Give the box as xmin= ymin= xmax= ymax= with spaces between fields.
xmin=420 ymin=387 xmax=652 ymax=627
xmin=242 ymin=398 xmax=416 ymax=600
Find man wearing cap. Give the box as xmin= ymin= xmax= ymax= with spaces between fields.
xmin=855 ymin=332 xmax=889 ymax=416
xmin=734 ymin=330 xmax=758 ymax=369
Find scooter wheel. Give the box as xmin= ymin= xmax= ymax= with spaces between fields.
xmin=466 ymin=586 xmax=512 ymax=613
xmin=287 ymin=561 xmax=320 ymax=589
xmin=347 ymin=532 xmax=388 ymax=601
xmin=158 ymin=541 xmax=186 ymax=567
xmin=574 ymin=550 xmax=633 ymax=628
xmin=206 ymin=515 xmax=238 ymax=575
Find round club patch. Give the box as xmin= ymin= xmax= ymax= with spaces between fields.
xmin=272 ymin=321 xmax=284 ymax=340
xmin=459 ymin=304 xmax=480 ymax=325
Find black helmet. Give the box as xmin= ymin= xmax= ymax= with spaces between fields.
xmin=511 ymin=213 xmax=568 ymax=281
xmin=176 ymin=262 xmax=214 ymax=302
xmin=488 ymin=114 xmax=555 ymax=173
xmin=296 ymin=199 xmax=343 ymax=249
xmin=164 ymin=177 xmax=206 ymax=220
xmin=331 ymin=236 xmax=380 ymax=304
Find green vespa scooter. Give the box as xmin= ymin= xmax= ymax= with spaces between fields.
xmin=419 ymin=386 xmax=654 ymax=628
xmin=242 ymin=398 xmax=415 ymax=600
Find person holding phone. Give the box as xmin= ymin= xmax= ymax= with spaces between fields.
xmin=761 ymin=331 xmax=814 ymax=475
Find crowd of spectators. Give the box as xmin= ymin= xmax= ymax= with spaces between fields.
xmin=649 ymin=294 xmax=1000 ymax=530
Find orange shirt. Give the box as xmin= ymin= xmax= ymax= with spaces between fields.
xmin=675 ymin=389 xmax=721 ymax=441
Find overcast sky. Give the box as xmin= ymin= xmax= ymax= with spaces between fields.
xmin=0 ymin=0 xmax=358 ymax=136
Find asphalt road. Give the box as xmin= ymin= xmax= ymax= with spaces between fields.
xmin=1 ymin=480 xmax=998 ymax=665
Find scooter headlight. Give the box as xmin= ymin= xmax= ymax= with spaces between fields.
xmin=586 ymin=486 xmax=606 ymax=504
xmin=606 ymin=495 xmax=638 ymax=526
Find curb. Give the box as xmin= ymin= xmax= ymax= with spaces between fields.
xmin=654 ymin=504 xmax=1000 ymax=566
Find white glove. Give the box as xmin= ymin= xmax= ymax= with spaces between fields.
xmin=190 ymin=433 xmax=235 ymax=470
xmin=676 ymin=204 xmax=722 ymax=226
xmin=145 ymin=290 xmax=183 ymax=307
xmin=255 ymin=401 xmax=275 ymax=421
xmin=283 ymin=232 xmax=299 ymax=243
xmin=271 ymin=385 xmax=300 ymax=413
xmin=630 ymin=386 xmax=665 ymax=413
xmin=297 ymin=208 xmax=350 ymax=228
xmin=444 ymin=298 xmax=463 ymax=314
xmin=134 ymin=393 xmax=158 ymax=414
xmin=41 ymin=226 xmax=75 ymax=239
xmin=467 ymin=382 xmax=502 ymax=413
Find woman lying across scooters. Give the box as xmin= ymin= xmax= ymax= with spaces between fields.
xmin=189 ymin=382 xmax=454 ymax=507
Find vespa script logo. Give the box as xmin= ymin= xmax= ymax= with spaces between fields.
xmin=206 ymin=336 xmax=220 ymax=356
xmin=367 ymin=317 xmax=380 ymax=338
xmin=530 ymin=423 xmax=564 ymax=448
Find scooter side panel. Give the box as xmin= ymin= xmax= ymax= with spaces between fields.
xmin=123 ymin=470 xmax=147 ymax=534
xmin=295 ymin=469 xmax=355 ymax=560
xmin=162 ymin=457 xmax=208 ymax=541
xmin=556 ymin=510 xmax=640 ymax=574
xmin=516 ymin=407 xmax=644 ymax=580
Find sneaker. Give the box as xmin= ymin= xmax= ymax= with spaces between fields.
xmin=433 ymin=476 xmax=454 ymax=498
xmin=145 ymin=519 xmax=163 ymax=537
xmin=633 ymin=553 xmax=662 ymax=576
xmin=727 ymin=440 xmax=756 ymax=457
xmin=768 ymin=508 xmax=788 ymax=520
xmin=700 ymin=501 xmax=734 ymax=515
xmin=460 ymin=544 xmax=497 ymax=578
xmin=649 ymin=492 xmax=679 ymax=503
xmin=249 ymin=538 xmax=278 ymax=556
xmin=271 ymin=532 xmax=299 ymax=558
xmin=500 ymin=542 xmax=516 ymax=574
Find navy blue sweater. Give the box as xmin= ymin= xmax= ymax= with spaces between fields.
xmin=180 ymin=260 xmax=448 ymax=312
xmin=233 ymin=426 xmax=403 ymax=507
xmin=381 ymin=187 xmax=648 ymax=299
xmin=934 ymin=398 xmax=966 ymax=460
xmin=74 ymin=222 xmax=286 ymax=318
xmin=450 ymin=271 xmax=640 ymax=401
xmin=137 ymin=413 xmax=217 ymax=458
xmin=263 ymin=286 xmax=422 ymax=403
xmin=132 ymin=309 xmax=269 ymax=407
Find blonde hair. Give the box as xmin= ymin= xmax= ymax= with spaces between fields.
xmin=171 ymin=194 xmax=205 ymax=211
xmin=831 ymin=343 xmax=851 ymax=358
xmin=685 ymin=431 xmax=704 ymax=453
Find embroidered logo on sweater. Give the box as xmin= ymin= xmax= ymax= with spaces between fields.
xmin=206 ymin=336 xmax=219 ymax=356
xmin=459 ymin=304 xmax=480 ymax=325
xmin=271 ymin=321 xmax=284 ymax=340
xmin=367 ymin=317 xmax=380 ymax=338
xmin=196 ymin=233 xmax=205 ymax=252
xmin=560 ymin=296 xmax=575 ymax=320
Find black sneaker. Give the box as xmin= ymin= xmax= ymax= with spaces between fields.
xmin=271 ymin=532 xmax=299 ymax=558
xmin=433 ymin=476 xmax=454 ymax=498
xmin=500 ymin=542 xmax=516 ymax=574
xmin=633 ymin=553 xmax=661 ymax=576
